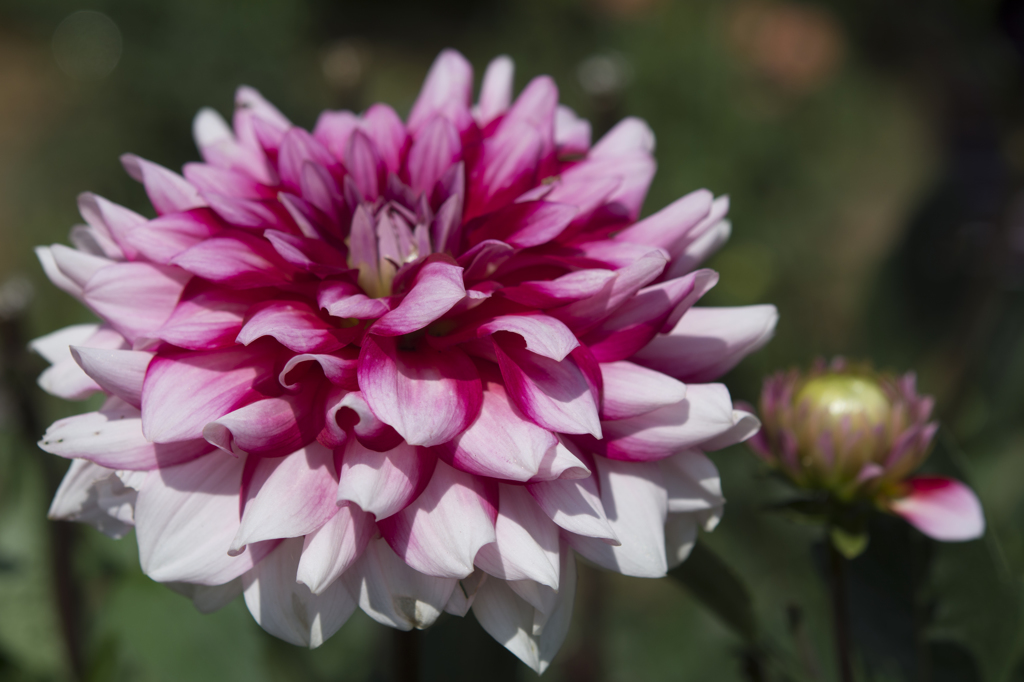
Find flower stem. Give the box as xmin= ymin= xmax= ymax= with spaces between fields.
xmin=827 ymin=539 xmax=855 ymax=682
xmin=394 ymin=628 xmax=419 ymax=682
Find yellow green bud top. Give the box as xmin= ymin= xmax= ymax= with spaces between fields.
xmin=795 ymin=375 xmax=891 ymax=431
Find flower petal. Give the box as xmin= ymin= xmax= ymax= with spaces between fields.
xmin=378 ymin=460 xmax=497 ymax=579
xmin=470 ymin=201 xmax=577 ymax=249
xmin=889 ymin=477 xmax=985 ymax=542
xmin=597 ymin=383 xmax=758 ymax=461
xmin=633 ymin=305 xmax=779 ymax=382
xmin=40 ymin=397 xmax=211 ymax=470
xmin=297 ymin=504 xmax=374 ymax=595
xmin=243 ymin=537 xmax=357 ymax=648
xmin=336 ymin=439 xmax=435 ymax=520
xmin=150 ymin=284 xmax=260 ymax=351
xmin=141 ymin=346 xmax=276 ymax=443
xmin=135 ymin=453 xmax=269 ymax=584
xmin=407 ymin=115 xmax=461 ymax=195
xmin=358 ymin=336 xmax=482 ymax=447
xmin=343 ymin=537 xmax=456 ymax=630
xmin=237 ymin=299 xmax=354 ymax=353
xmin=171 ymin=233 xmax=296 ymax=289
xmin=204 ymin=390 xmax=323 ymax=459
xmin=582 ymin=270 xmax=717 ymax=363
xmin=475 ymin=484 xmax=560 ymax=587
xmin=599 ymin=360 xmax=687 ymax=421
xmin=614 ymin=189 xmax=713 ymax=253
xmin=659 ymin=449 xmax=724 ymax=516
xmin=472 ymin=547 xmax=576 ymax=674
xmin=499 ymin=269 xmax=615 ymax=309
xmin=435 ymin=383 xmax=559 ymax=482
xmin=121 ymin=154 xmax=206 ymax=215
xmin=526 ymin=456 xmax=618 ymax=542
xmin=83 ymin=262 xmax=191 ymax=344
xmin=232 ymin=444 xmax=338 ymax=550
xmin=476 ymin=56 xmax=514 ymax=126
xmin=370 ymin=259 xmax=466 ymax=336
xmin=407 ymin=49 xmax=474 ymax=135
xmin=47 ymin=459 xmax=138 ymax=538
xmin=494 ymin=334 xmax=601 ymax=438
xmin=70 ymin=347 xmax=152 ymax=408
xmin=566 ymin=457 xmax=668 ymax=578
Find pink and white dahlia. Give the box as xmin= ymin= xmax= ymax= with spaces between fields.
xmin=35 ymin=50 xmax=776 ymax=671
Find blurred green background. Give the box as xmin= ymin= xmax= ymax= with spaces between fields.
xmin=1 ymin=0 xmax=1024 ymax=680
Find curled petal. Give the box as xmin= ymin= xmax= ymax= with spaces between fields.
xmin=203 ymin=390 xmax=323 ymax=459
xmin=238 ymin=300 xmax=354 ymax=353
xmin=328 ymin=389 xmax=401 ymax=451
xmin=318 ymin=279 xmax=391 ymax=319
xmin=889 ymin=477 xmax=985 ymax=542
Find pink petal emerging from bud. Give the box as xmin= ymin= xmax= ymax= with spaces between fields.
xmin=889 ymin=476 xmax=985 ymax=542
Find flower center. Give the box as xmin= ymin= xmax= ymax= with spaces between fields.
xmin=347 ymin=202 xmax=428 ymax=298
xmin=795 ymin=375 xmax=890 ymax=429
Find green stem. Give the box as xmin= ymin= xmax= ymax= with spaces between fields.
xmin=828 ymin=538 xmax=855 ymax=682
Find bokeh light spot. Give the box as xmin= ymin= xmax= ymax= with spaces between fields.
xmin=52 ymin=10 xmax=122 ymax=81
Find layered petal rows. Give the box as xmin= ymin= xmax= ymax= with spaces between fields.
xmin=35 ymin=50 xmax=776 ymax=672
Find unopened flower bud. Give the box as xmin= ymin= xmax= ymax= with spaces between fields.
xmin=748 ymin=359 xmax=984 ymax=542
xmin=749 ymin=358 xmax=936 ymax=500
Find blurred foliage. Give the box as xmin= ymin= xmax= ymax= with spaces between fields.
xmin=1 ymin=0 xmax=1024 ymax=680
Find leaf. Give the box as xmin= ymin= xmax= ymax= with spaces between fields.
xmin=830 ymin=527 xmax=869 ymax=559
xmin=667 ymin=540 xmax=757 ymax=643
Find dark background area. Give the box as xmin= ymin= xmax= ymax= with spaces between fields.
xmin=1 ymin=0 xmax=1024 ymax=680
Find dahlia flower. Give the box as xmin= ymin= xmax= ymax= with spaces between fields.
xmin=748 ymin=359 xmax=984 ymax=542
xmin=34 ymin=50 xmax=777 ymax=671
